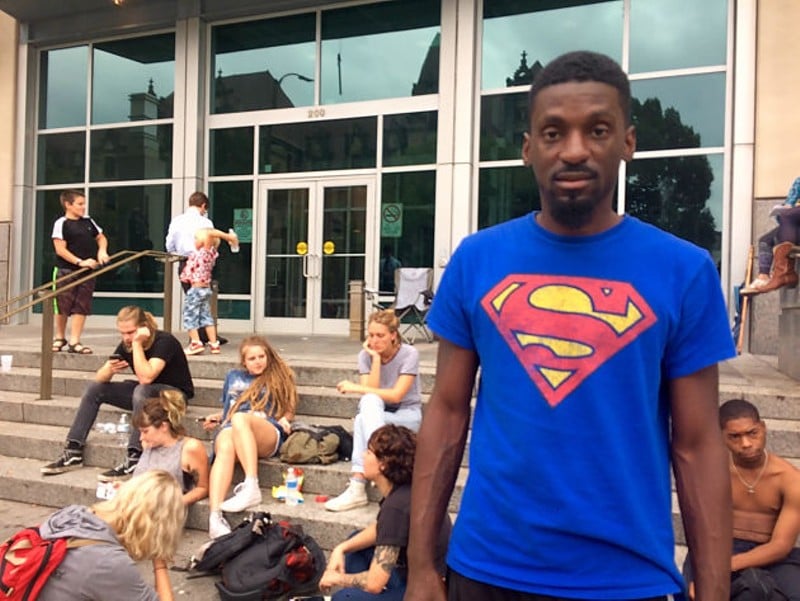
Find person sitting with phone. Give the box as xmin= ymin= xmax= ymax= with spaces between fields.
xmin=42 ymin=306 xmax=194 ymax=481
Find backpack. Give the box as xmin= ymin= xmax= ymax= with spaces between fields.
xmin=0 ymin=526 xmax=102 ymax=601
xmin=280 ymin=424 xmax=353 ymax=465
xmin=189 ymin=512 xmax=326 ymax=601
xmin=731 ymin=568 xmax=788 ymax=601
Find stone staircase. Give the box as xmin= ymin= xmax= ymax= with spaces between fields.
xmin=0 ymin=330 xmax=797 ymax=597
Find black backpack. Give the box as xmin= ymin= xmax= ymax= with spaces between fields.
xmin=731 ymin=568 xmax=788 ymax=601
xmin=189 ymin=512 xmax=326 ymax=601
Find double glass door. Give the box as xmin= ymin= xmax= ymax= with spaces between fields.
xmin=257 ymin=178 xmax=375 ymax=335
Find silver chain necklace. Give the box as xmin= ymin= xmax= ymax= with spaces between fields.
xmin=732 ymin=450 xmax=769 ymax=494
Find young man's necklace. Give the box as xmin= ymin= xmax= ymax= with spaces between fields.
xmin=732 ymin=450 xmax=769 ymax=494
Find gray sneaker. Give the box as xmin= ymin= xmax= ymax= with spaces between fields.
xmin=41 ymin=449 xmax=84 ymax=475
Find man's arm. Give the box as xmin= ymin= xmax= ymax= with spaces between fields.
xmin=671 ymin=364 xmax=731 ymax=601
xmin=405 ymin=339 xmax=477 ymax=601
xmin=731 ymin=469 xmax=800 ymax=571
xmin=131 ymin=327 xmax=166 ymax=385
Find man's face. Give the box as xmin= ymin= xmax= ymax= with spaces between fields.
xmin=522 ymin=81 xmax=635 ymax=231
xmin=723 ymin=416 xmax=767 ymax=467
xmin=65 ymin=196 xmax=87 ymax=218
xmin=117 ymin=318 xmax=138 ymax=350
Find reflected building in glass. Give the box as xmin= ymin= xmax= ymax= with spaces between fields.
xmin=1 ymin=0 xmax=792 ymax=352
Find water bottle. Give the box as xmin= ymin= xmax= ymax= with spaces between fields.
xmin=116 ymin=413 xmax=130 ymax=447
xmin=285 ymin=467 xmax=300 ymax=506
xmin=228 ymin=228 xmax=240 ymax=253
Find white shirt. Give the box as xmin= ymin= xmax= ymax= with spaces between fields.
xmin=165 ymin=207 xmax=214 ymax=256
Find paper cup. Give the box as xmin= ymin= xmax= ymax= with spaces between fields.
xmin=0 ymin=355 xmax=11 ymax=373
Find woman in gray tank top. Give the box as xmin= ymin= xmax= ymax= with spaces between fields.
xmin=132 ymin=389 xmax=209 ymax=505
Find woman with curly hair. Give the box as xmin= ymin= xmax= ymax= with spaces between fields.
xmin=201 ymin=335 xmax=297 ymax=538
xmin=319 ymin=425 xmax=451 ymax=600
xmin=131 ymin=389 xmax=209 ymax=505
xmin=326 ymin=309 xmax=422 ymax=512
xmin=38 ymin=470 xmax=186 ymax=601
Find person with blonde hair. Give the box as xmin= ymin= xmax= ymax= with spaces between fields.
xmin=38 ymin=469 xmax=186 ymax=601
xmin=325 ymin=309 xmax=422 ymax=513
xmin=132 ymin=389 xmax=210 ymax=505
xmin=42 ymin=306 xmax=194 ymax=481
xmin=201 ymin=335 xmax=297 ymax=538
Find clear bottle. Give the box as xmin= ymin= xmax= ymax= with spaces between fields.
xmin=285 ymin=467 xmax=300 ymax=506
xmin=116 ymin=413 xmax=130 ymax=447
xmin=228 ymin=228 xmax=240 ymax=253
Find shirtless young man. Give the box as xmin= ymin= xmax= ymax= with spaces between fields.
xmin=717 ymin=399 xmax=800 ymax=598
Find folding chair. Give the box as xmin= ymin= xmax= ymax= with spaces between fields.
xmin=392 ymin=267 xmax=434 ymax=344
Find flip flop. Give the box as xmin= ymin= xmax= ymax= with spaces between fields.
xmin=52 ymin=338 xmax=67 ymax=352
xmin=67 ymin=342 xmax=93 ymax=354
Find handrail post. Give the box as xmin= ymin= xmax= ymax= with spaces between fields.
xmin=39 ymin=291 xmax=54 ymax=400
xmin=163 ymin=258 xmax=174 ymax=333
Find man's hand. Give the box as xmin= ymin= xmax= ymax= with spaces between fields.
xmin=133 ymin=326 xmax=150 ymax=345
xmin=107 ymin=357 xmax=129 ymax=374
xmin=97 ymin=250 xmax=110 ymax=264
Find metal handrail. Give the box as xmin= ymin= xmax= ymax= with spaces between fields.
xmin=0 ymin=249 xmax=183 ymax=399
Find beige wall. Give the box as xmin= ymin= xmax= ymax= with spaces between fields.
xmin=0 ymin=13 xmax=16 ymax=222
xmin=754 ymin=0 xmax=800 ymax=199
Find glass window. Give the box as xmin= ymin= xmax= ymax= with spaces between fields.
xmin=321 ymin=0 xmax=441 ymax=104
xmin=92 ymin=33 xmax=175 ymax=124
xmin=259 ymin=117 xmax=376 ymax=173
xmin=34 ymin=190 xmax=70 ymax=286
xmin=383 ymin=112 xmax=437 ymax=167
xmin=90 ymin=125 xmax=173 ymax=181
xmin=87 ymin=185 xmax=171 ymax=292
xmin=380 ymin=171 xmax=436 ymax=278
xmin=632 ymin=73 xmax=726 ymax=151
xmin=209 ymin=181 xmax=253 ymax=296
xmin=480 ymin=92 xmax=527 ymax=161
xmin=626 ymin=153 xmax=724 ymax=263
xmin=211 ymin=13 xmax=315 ymax=114
xmin=210 ymin=127 xmax=254 ymax=176
xmin=39 ymin=46 xmax=88 ymax=129
xmin=37 ymin=132 xmax=86 ymax=185
xmin=479 ymin=166 xmax=540 ymax=229
xmin=482 ymin=1 xmax=623 ymax=90
xmin=629 ymin=0 xmax=727 ymax=73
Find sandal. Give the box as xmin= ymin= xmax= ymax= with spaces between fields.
xmin=52 ymin=338 xmax=67 ymax=352
xmin=67 ymin=342 xmax=93 ymax=354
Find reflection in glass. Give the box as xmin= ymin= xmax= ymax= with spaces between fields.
xmin=630 ymin=0 xmax=727 ymax=73
xmin=383 ymin=112 xmax=437 ymax=167
xmin=92 ymin=33 xmax=175 ymax=124
xmin=39 ymin=46 xmax=88 ymax=129
xmin=209 ymin=181 xmax=253 ymax=296
xmin=626 ymin=154 xmax=724 ymax=262
xmin=321 ymin=186 xmax=367 ymax=319
xmin=482 ymin=1 xmax=622 ymax=90
xmin=210 ymin=128 xmax=254 ymax=176
xmin=265 ymin=188 xmax=309 ymax=318
xmin=381 ymin=171 xmax=435 ymax=269
xmin=478 ymin=166 xmax=540 ymax=229
xmin=90 ymin=125 xmax=173 ymax=181
xmin=632 ymin=73 xmax=725 ymax=151
xmin=211 ymin=13 xmax=315 ymax=114
xmin=37 ymin=132 xmax=86 ymax=185
xmin=480 ymin=92 xmax=527 ymax=161
xmin=321 ymin=0 xmax=440 ymax=104
xmin=85 ymin=185 xmax=171 ymax=293
xmin=260 ymin=117 xmax=376 ymax=174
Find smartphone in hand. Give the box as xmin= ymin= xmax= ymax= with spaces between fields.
xmin=108 ymin=354 xmax=123 ymax=361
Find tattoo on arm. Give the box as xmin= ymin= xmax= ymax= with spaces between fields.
xmin=373 ymin=545 xmax=400 ymax=574
xmin=348 ymin=572 xmax=368 ymax=590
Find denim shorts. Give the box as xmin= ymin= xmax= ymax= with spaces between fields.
xmin=182 ymin=287 xmax=214 ymax=330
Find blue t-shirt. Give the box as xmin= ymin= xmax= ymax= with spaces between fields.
xmin=218 ymin=369 xmax=284 ymax=442
xmin=428 ymin=213 xmax=735 ymax=599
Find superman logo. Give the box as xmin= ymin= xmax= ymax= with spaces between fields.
xmin=481 ymin=275 xmax=657 ymax=407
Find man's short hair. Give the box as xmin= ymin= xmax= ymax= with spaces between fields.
xmin=188 ymin=191 xmax=209 ymax=209
xmin=59 ymin=189 xmax=85 ymax=208
xmin=528 ymin=50 xmax=632 ymax=126
xmin=719 ymin=398 xmax=761 ymax=428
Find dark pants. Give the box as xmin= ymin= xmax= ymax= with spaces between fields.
xmin=447 ymin=569 xmax=673 ymax=601
xmin=756 ymin=206 xmax=800 ymax=274
xmin=67 ymin=380 xmax=182 ymax=454
xmin=331 ymin=545 xmax=406 ymax=600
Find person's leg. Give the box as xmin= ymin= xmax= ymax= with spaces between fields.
xmin=219 ymin=414 xmax=279 ymax=512
xmin=776 ymin=206 xmax=800 ymax=244
xmin=208 ymin=429 xmax=235 ymax=537
xmin=183 ymin=289 xmax=205 ymax=354
xmin=65 ymin=279 xmax=96 ymax=353
xmin=68 ymin=314 xmax=87 ymax=346
xmin=384 ymin=406 xmax=422 ymax=433
xmin=54 ymin=313 xmax=68 ymax=345
xmin=767 ymin=547 xmax=800 ymax=601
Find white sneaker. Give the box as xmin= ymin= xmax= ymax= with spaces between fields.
xmin=324 ymin=480 xmax=368 ymax=512
xmin=209 ymin=511 xmax=231 ymax=539
xmin=220 ymin=479 xmax=262 ymax=513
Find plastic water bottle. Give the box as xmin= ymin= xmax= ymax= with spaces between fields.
xmin=228 ymin=228 xmax=240 ymax=253
xmin=285 ymin=467 xmax=300 ymax=506
xmin=116 ymin=413 xmax=130 ymax=447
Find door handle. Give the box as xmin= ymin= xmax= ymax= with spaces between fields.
xmin=310 ymin=253 xmax=321 ymax=279
xmin=302 ymin=254 xmax=310 ymax=278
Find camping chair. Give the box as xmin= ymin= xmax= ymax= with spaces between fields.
xmin=392 ymin=267 xmax=434 ymax=344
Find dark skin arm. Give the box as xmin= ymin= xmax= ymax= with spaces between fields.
xmin=671 ymin=364 xmax=731 ymax=601
xmin=405 ymin=339 xmax=477 ymax=601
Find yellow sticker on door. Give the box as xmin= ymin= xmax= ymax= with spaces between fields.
xmin=323 ymin=241 xmax=335 ymax=255
xmin=296 ymin=241 xmax=308 ymax=255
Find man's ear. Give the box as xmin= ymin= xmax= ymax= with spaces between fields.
xmin=521 ymin=132 xmax=531 ymax=166
xmin=622 ymin=125 xmax=636 ymax=162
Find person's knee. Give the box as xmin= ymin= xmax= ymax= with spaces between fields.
xmin=81 ymin=381 xmax=107 ymax=405
xmin=215 ymin=432 xmax=235 ymax=455
xmin=358 ymin=393 xmax=383 ymax=413
xmin=230 ymin=412 xmax=249 ymax=429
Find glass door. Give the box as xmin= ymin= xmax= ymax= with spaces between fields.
xmin=257 ymin=177 xmax=375 ymax=335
